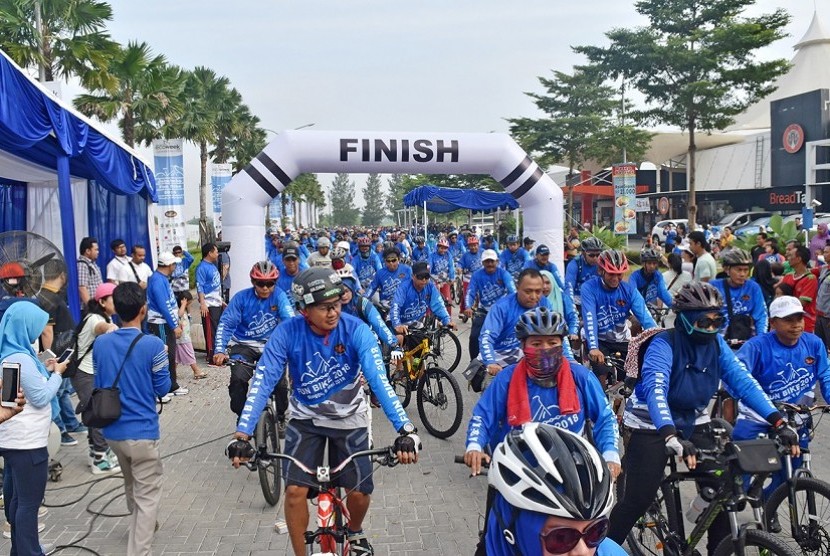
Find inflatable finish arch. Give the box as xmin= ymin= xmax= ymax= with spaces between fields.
xmin=222 ymin=131 xmax=563 ymax=295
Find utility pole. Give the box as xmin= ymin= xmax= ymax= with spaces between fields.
xmin=35 ymin=0 xmax=46 ymax=83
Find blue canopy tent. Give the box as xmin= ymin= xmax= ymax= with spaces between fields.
xmin=403 ymin=184 xmax=519 ymax=213
xmin=0 ymin=48 xmax=157 ymax=319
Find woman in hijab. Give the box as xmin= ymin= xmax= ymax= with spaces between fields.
xmin=753 ymin=259 xmax=778 ymax=307
xmin=0 ymin=301 xmax=68 ymax=555
xmin=810 ymin=223 xmax=830 ymax=264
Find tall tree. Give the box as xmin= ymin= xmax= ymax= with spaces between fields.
xmin=575 ymin=0 xmax=790 ymax=226
xmin=361 ymin=173 xmax=387 ymax=226
xmin=0 ymin=0 xmax=119 ymax=87
xmin=330 ymin=173 xmax=360 ymax=226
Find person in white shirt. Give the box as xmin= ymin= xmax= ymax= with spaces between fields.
xmin=121 ymin=245 xmax=153 ymax=289
xmin=105 ymin=239 xmax=130 ymax=284
xmin=688 ymin=231 xmax=717 ymax=283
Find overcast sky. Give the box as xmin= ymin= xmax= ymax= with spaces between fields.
xmin=79 ymin=1 xmax=823 ymax=218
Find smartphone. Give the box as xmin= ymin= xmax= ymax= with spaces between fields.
xmin=1 ymin=362 xmax=21 ymax=408
xmin=56 ymin=348 xmax=75 ymax=364
xmin=38 ymin=349 xmax=56 ymax=364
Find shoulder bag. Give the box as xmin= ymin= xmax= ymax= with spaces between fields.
xmin=81 ymin=333 xmax=144 ymax=428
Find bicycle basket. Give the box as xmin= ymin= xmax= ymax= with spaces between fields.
xmin=725 ymin=439 xmax=781 ymax=474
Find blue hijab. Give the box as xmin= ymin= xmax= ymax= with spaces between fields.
xmin=0 ymin=300 xmax=50 ymax=378
xmin=485 ymin=494 xmax=548 ymax=556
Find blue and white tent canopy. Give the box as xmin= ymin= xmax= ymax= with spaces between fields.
xmin=403 ymin=184 xmax=519 ymax=214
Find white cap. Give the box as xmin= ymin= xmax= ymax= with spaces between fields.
xmin=157 ymin=252 xmax=181 ymax=266
xmin=482 ymin=249 xmax=499 ymax=261
xmin=769 ymin=296 xmax=805 ymax=319
xmin=317 ymin=237 xmax=331 ymax=248
xmin=336 ymin=241 xmax=350 ymax=251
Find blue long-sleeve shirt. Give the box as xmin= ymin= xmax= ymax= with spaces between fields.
xmin=353 ymin=252 xmax=383 ymax=289
xmin=196 ymin=260 xmax=222 ymax=306
xmin=580 ymin=276 xmax=656 ymax=350
xmin=466 ymin=361 xmax=619 ymax=464
xmin=459 ymin=251 xmax=482 ymax=279
xmin=711 ymin=278 xmax=768 ymax=336
xmin=564 ymin=255 xmax=599 ymax=302
xmin=214 ymin=288 xmax=295 ymax=354
xmin=411 ymin=245 xmax=430 ymax=263
xmin=465 ymin=268 xmax=516 ymax=311
xmin=479 ymin=294 xmax=552 ymax=365
xmin=629 ymin=269 xmax=673 ymax=307
xmin=364 ymin=265 xmax=412 ymax=306
xmin=448 ymin=242 xmax=466 ymax=264
xmin=523 ymin=259 xmax=565 ymax=290
xmin=390 ymin=280 xmax=451 ymax=326
xmin=428 ymin=251 xmax=455 ymax=281
xmin=500 ymin=248 xmax=530 ymax=282
xmin=343 ymin=297 xmax=398 ymax=349
xmin=146 ymin=270 xmax=179 ymax=329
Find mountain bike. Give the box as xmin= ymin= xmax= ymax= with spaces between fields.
xmin=229 ymin=357 xmax=282 ymax=507
xmin=762 ymin=402 xmax=830 ymax=555
xmin=246 ymin=444 xmax=400 ymax=556
xmin=388 ymin=323 xmax=463 ymax=439
xmin=626 ymin=421 xmax=798 ymax=556
xmin=424 ymin=314 xmax=461 ymax=373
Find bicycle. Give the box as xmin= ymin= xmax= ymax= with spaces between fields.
xmin=424 ymin=314 xmax=462 ymax=373
xmin=625 ymin=420 xmax=798 ymax=556
xmin=647 ymin=305 xmax=672 ymax=328
xmin=245 ymin=444 xmax=400 ymax=555
xmin=228 ymin=357 xmax=283 ymax=507
xmin=762 ymin=402 xmax=830 ymax=555
xmin=387 ymin=323 xmax=463 ymax=439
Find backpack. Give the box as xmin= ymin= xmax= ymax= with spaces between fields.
xmin=62 ymin=315 xmax=93 ymax=379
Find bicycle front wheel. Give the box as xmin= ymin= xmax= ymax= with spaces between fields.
xmin=765 ymin=476 xmax=830 ymax=555
xmin=389 ymin=369 xmax=412 ymax=408
xmin=626 ymin=484 xmax=680 ymax=556
xmin=254 ymin=406 xmax=283 ymax=507
xmin=432 ymin=329 xmax=461 ymax=373
xmin=417 ymin=366 xmax=463 ymax=439
xmin=713 ymin=528 xmax=799 ymax=556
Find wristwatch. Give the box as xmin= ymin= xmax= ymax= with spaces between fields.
xmin=399 ymin=423 xmax=416 ymax=435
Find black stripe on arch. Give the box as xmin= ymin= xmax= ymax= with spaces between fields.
xmin=511 ymin=167 xmax=543 ymax=200
xmin=498 ymin=156 xmax=533 ymax=188
xmin=256 ymin=152 xmax=292 ymax=188
xmin=244 ymin=164 xmax=279 ymax=198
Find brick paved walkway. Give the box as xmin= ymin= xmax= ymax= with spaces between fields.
xmin=1 ymin=322 xmax=485 ymax=555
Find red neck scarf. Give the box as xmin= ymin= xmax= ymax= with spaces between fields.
xmin=507 ymin=357 xmax=580 ymax=427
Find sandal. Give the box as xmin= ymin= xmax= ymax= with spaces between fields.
xmin=193 ymin=373 xmax=208 ymax=379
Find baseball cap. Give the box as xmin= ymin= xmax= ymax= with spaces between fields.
xmin=769 ymin=296 xmax=805 ymax=319
xmin=283 ymin=245 xmax=299 ymax=260
xmin=94 ymin=282 xmax=117 ymax=301
xmin=536 ymin=245 xmax=551 ymax=255
xmin=412 ymin=261 xmax=429 ymax=277
xmin=523 ymin=236 xmax=535 ymax=245
xmin=157 ymin=252 xmax=181 ymax=266
xmin=482 ymin=249 xmax=499 ymax=261
xmin=317 ymin=237 xmax=331 ymax=248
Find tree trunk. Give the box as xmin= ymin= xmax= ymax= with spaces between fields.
xmin=199 ymin=140 xmax=211 ymax=245
xmin=687 ymin=118 xmax=697 ymax=229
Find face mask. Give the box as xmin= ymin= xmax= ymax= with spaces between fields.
xmin=679 ymin=313 xmax=719 ymax=344
xmin=523 ymin=345 xmax=563 ymax=383
xmin=681 ymin=262 xmax=694 ymax=274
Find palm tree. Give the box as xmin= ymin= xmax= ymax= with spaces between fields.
xmin=74 ymin=41 xmax=184 ymax=147
xmin=0 ymin=0 xmax=119 ymax=87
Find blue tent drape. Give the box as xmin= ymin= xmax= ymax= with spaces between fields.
xmin=0 ymin=182 xmax=27 ymax=232
xmin=88 ymin=180 xmax=153 ymax=272
xmin=403 ymin=184 xmax=519 ymax=213
xmin=0 ymin=49 xmax=157 ymax=320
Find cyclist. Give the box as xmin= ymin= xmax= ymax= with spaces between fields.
xmin=711 ymin=248 xmax=768 ymax=345
xmin=411 ymin=236 xmax=430 ymax=263
xmin=481 ymin=233 xmax=499 ymax=253
xmin=464 ymin=250 xmax=516 ymax=360
xmin=499 ymin=234 xmax=530 ymax=283
xmin=485 ymin=424 xmax=623 ymax=556
xmin=363 ymin=247 xmax=412 ymax=313
xmin=733 ymin=295 xmax=828 ymax=497
xmin=352 ymin=237 xmax=382 ymax=290
xmin=276 ymin=243 xmax=307 ymax=296
xmin=447 ymin=230 xmax=466 ymax=264
xmin=213 ymin=261 xmax=295 ymax=422
xmin=564 ymin=236 xmax=603 ymax=305
xmin=338 ymin=266 xmax=401 ymax=355
xmin=390 ymin=261 xmax=454 ymax=345
xmin=429 ymin=238 xmax=456 ymax=317
xmin=307 ymin=236 xmax=332 ymax=268
xmin=581 ymin=249 xmax=656 ymax=383
xmin=227 ymin=268 xmax=421 ymax=556
xmin=628 ymin=248 xmax=673 ymax=308
xmin=608 ymin=282 xmax=799 ymax=554
xmin=458 ymin=236 xmax=483 ymax=316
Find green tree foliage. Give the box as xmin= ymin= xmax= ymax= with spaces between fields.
xmin=575 ymin=0 xmax=790 ymax=226
xmin=0 ymin=0 xmax=119 ymax=88
xmin=330 ymin=173 xmax=360 ymax=226
xmin=361 ymin=173 xmax=387 ymax=226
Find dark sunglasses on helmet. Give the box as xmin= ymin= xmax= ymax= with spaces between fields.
xmin=541 ymin=517 xmax=609 ymax=554
xmin=695 ymin=315 xmax=724 ymax=329
xmin=254 ymin=280 xmax=276 ymax=288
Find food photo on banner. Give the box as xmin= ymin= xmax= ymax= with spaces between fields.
xmin=613 ymin=163 xmax=637 ymax=235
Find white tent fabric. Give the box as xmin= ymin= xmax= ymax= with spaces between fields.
xmin=27 ymin=182 xmax=88 ymax=252
xmin=729 ymin=10 xmax=830 ymax=131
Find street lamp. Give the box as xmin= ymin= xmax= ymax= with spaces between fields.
xmin=262 ymin=123 xmax=316 ymax=135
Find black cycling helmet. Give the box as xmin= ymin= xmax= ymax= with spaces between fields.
xmin=489 ymin=423 xmax=614 ymax=519
xmin=640 ymin=248 xmax=661 ymax=262
xmin=672 ymin=282 xmax=723 ymax=313
xmin=720 ymin=248 xmax=752 ymax=268
xmin=291 ymin=268 xmax=344 ymax=309
xmin=580 ymin=237 xmax=603 ymax=253
xmin=515 ymin=307 xmax=568 ymax=340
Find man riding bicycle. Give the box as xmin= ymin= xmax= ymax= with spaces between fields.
xmin=213 ymin=261 xmax=295 ymax=422
xmin=581 ymin=249 xmax=656 ymax=383
xmin=428 ymin=238 xmax=456 ymax=317
xmin=227 ymin=267 xmax=421 ymax=556
xmin=411 ymin=236 xmax=430 ymax=263
xmin=458 ymin=235 xmax=482 ymax=316
xmin=363 ymin=246 xmax=412 ymax=314
xmin=464 ymin=250 xmax=515 ymax=360
xmin=352 ymin=236 xmax=382 ymax=290
xmin=564 ymin=236 xmax=602 ymax=305
xmin=628 ymin=248 xmax=673 ymax=308
xmin=711 ymin=247 xmax=768 ymax=344
xmin=390 ymin=261 xmax=454 ymax=346
xmin=498 ymin=234 xmax=529 ymax=284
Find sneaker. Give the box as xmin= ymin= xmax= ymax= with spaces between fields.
xmin=348 ymin=530 xmax=374 ymax=555
xmin=2 ymin=521 xmax=45 ymax=539
xmin=38 ymin=506 xmax=48 ymax=518
xmin=60 ymin=432 xmax=78 ymax=446
xmin=105 ymin=448 xmax=120 ymax=468
xmin=91 ymin=453 xmax=121 ymax=475
xmin=172 ymin=386 xmax=189 ymax=396
xmin=66 ymin=424 xmax=88 ymax=435
xmin=160 ymin=394 xmax=172 ymax=404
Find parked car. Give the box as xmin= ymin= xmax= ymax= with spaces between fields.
xmin=649 ymin=219 xmax=687 ymax=246
xmin=715 ymin=211 xmax=772 ymax=230
xmin=734 ymin=216 xmax=773 ymax=238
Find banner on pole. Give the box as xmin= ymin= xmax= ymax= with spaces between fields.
xmin=268 ymin=196 xmax=282 ymax=227
xmin=211 ymin=163 xmax=233 ymax=233
xmin=612 ymin=163 xmax=637 ymax=235
xmin=284 ymin=194 xmax=294 ymax=228
xmin=152 ymin=139 xmax=187 ymax=252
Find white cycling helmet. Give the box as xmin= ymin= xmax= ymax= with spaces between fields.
xmin=336 ymin=240 xmax=350 ymax=251
xmin=489 ymin=423 xmax=613 ymax=519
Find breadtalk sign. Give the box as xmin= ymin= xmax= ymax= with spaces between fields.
xmin=770 ymin=190 xmax=804 ymax=206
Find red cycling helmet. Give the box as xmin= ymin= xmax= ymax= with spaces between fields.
xmin=437 ymin=238 xmax=449 ymax=248
xmin=250 ymin=260 xmax=278 ymax=281
xmin=467 ymin=236 xmax=479 ymax=245
xmin=357 ymin=237 xmax=372 ymax=247
xmin=597 ymin=249 xmax=629 ymax=274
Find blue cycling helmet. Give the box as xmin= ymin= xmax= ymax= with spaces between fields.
xmin=515 ymin=307 xmax=568 ymax=339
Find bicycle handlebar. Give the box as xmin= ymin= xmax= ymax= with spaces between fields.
xmin=228 ymin=358 xmax=257 ymax=370
xmin=775 ymin=401 xmax=830 ymax=414
xmin=245 ymin=445 xmax=399 ymax=476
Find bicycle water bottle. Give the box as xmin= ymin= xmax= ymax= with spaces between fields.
xmin=685 ymin=486 xmax=716 ymax=523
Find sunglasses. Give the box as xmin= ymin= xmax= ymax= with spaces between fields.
xmin=415 ymin=274 xmax=431 ymax=280
xmin=385 ymin=258 xmax=399 ymax=263
xmin=585 ymin=252 xmax=600 ymax=258
xmin=254 ymin=281 xmax=276 ymax=288
xmin=695 ymin=315 xmax=725 ymax=329
xmin=541 ymin=518 xmax=609 ymax=554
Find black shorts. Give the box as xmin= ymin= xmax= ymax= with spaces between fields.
xmin=282 ymin=419 xmax=374 ymax=494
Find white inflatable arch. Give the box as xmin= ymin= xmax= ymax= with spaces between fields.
xmin=223 ymin=130 xmax=563 ymax=295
